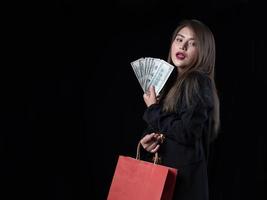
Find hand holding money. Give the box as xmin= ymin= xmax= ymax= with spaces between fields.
xmin=143 ymin=85 xmax=157 ymax=107
xmin=131 ymin=57 xmax=174 ymax=96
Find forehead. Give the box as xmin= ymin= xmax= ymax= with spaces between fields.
xmin=177 ymin=26 xmax=195 ymax=39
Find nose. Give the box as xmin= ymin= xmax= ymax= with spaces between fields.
xmin=179 ymin=42 xmax=187 ymax=50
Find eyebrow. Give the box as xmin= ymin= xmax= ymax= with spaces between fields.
xmin=176 ymin=33 xmax=195 ymax=40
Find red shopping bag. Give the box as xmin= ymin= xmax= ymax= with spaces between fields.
xmin=107 ymin=142 xmax=178 ymax=200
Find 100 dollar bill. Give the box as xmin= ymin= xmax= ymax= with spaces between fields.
xmin=131 ymin=57 xmax=174 ymax=96
xmin=147 ymin=60 xmax=174 ymax=96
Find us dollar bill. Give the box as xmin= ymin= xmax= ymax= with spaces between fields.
xmin=131 ymin=57 xmax=174 ymax=96
xmin=148 ymin=60 xmax=174 ymax=96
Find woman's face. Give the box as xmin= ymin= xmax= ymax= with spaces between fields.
xmin=171 ymin=26 xmax=198 ymax=73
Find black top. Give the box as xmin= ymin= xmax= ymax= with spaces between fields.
xmin=142 ymin=71 xmax=214 ymax=200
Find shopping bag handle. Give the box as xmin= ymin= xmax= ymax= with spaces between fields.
xmin=136 ymin=141 xmax=159 ymax=164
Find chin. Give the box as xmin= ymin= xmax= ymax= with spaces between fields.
xmin=174 ymin=62 xmax=185 ymax=68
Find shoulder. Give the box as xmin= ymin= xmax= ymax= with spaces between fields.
xmin=184 ymin=71 xmax=213 ymax=107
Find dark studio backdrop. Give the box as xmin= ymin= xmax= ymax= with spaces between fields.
xmin=1 ymin=0 xmax=266 ymax=200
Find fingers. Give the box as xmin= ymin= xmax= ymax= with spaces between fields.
xmin=149 ymin=85 xmax=156 ymax=96
xmin=144 ymin=86 xmax=156 ymax=98
xmin=144 ymin=85 xmax=156 ymax=96
xmin=140 ymin=133 xmax=161 ymax=153
xmin=155 ymin=133 xmax=165 ymax=144
xmin=144 ymin=141 xmax=158 ymax=152
xmin=150 ymin=144 xmax=160 ymax=153
xmin=143 ymin=142 xmax=160 ymax=153
xmin=140 ymin=133 xmax=156 ymax=144
xmin=143 ymin=85 xmax=157 ymax=107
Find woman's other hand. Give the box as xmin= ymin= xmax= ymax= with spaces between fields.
xmin=140 ymin=133 xmax=161 ymax=153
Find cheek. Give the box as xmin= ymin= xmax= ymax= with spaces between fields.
xmin=170 ymin=44 xmax=178 ymax=56
xmin=170 ymin=45 xmax=174 ymax=58
xmin=170 ymin=44 xmax=175 ymax=53
xmin=189 ymin=49 xmax=198 ymax=60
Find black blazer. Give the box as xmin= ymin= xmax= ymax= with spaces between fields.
xmin=142 ymin=72 xmax=214 ymax=200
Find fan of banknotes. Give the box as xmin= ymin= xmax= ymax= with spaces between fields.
xmin=131 ymin=57 xmax=175 ymax=96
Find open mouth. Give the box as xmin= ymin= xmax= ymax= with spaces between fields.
xmin=176 ymin=52 xmax=185 ymax=60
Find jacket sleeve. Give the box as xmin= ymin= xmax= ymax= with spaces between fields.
xmin=142 ymin=73 xmax=213 ymax=145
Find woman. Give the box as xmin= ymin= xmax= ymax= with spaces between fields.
xmin=140 ymin=19 xmax=220 ymax=200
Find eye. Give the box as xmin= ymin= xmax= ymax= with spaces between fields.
xmin=188 ymin=40 xmax=196 ymax=47
xmin=175 ymin=37 xmax=183 ymax=43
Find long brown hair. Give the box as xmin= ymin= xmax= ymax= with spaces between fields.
xmin=162 ymin=19 xmax=220 ymax=139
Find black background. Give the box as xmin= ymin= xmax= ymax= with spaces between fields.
xmin=1 ymin=0 xmax=266 ymax=200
